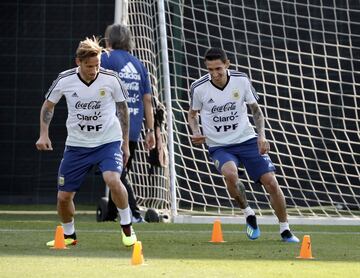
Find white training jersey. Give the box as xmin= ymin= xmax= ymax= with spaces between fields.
xmin=45 ymin=67 xmax=128 ymax=147
xmin=190 ymin=70 xmax=259 ymax=147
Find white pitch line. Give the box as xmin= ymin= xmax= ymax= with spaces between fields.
xmin=0 ymin=210 xmax=94 ymax=215
xmin=0 ymin=228 xmax=359 ymax=235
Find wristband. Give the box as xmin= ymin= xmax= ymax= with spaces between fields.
xmin=146 ymin=128 xmax=154 ymax=133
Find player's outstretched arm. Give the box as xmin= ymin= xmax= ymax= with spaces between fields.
xmin=36 ymin=100 xmax=55 ymax=151
xmin=188 ymin=108 xmax=206 ymax=145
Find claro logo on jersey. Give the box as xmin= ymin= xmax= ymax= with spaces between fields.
xmin=213 ymin=111 xmax=239 ymax=123
xmin=77 ymin=111 xmax=102 ymax=121
xmin=119 ymin=62 xmax=141 ymax=80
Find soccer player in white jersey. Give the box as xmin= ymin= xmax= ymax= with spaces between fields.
xmin=188 ymin=47 xmax=299 ymax=243
xmin=35 ymin=37 xmax=137 ymax=247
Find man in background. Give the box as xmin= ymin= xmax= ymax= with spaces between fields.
xmin=101 ymin=24 xmax=155 ymax=223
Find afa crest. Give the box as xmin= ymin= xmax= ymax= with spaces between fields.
xmin=232 ymin=90 xmax=240 ymax=100
xmin=58 ymin=176 xmax=65 ymax=186
xmin=99 ymin=89 xmax=106 ymax=97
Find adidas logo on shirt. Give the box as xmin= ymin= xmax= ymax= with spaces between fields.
xmin=72 ymin=92 xmax=78 ymax=98
xmin=119 ymin=62 xmax=141 ymax=80
xmin=208 ymin=98 xmax=215 ymax=103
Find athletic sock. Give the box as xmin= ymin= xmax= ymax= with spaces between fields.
xmin=62 ymin=219 xmax=75 ymax=236
xmin=242 ymin=206 xmax=255 ymax=218
xmin=118 ymin=206 xmax=132 ymax=226
xmin=279 ymin=222 xmax=290 ymax=234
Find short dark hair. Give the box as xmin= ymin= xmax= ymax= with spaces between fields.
xmin=105 ymin=24 xmax=134 ymax=51
xmin=204 ymin=47 xmax=228 ymax=62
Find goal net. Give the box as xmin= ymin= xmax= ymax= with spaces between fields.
xmin=125 ymin=0 xmax=360 ymax=223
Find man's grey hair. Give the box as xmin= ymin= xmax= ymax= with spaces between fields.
xmin=105 ymin=24 xmax=135 ymax=51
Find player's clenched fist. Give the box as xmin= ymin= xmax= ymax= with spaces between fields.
xmin=35 ymin=137 xmax=53 ymax=151
xmin=191 ymin=134 xmax=206 ymax=145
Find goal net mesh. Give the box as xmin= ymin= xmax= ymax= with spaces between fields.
xmin=126 ymin=0 xmax=360 ymax=219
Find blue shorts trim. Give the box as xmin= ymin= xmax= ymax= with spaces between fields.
xmin=57 ymin=141 xmax=123 ymax=192
xmin=208 ymin=138 xmax=276 ymax=182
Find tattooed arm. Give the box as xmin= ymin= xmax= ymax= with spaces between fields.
xmin=249 ymin=102 xmax=270 ymax=154
xmin=35 ymin=100 xmax=55 ymax=151
xmin=116 ymin=101 xmax=130 ymax=166
xmin=188 ymin=108 xmax=206 ymax=145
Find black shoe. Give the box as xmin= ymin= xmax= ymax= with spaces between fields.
xmin=246 ymin=215 xmax=258 ymax=229
xmin=281 ymin=230 xmax=300 ymax=243
xmin=64 ymin=232 xmax=77 ymax=240
xmin=246 ymin=215 xmax=260 ymax=240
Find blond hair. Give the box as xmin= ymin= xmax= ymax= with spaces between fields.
xmin=76 ymin=36 xmax=103 ymax=61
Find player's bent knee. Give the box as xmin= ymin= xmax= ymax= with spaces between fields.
xmin=260 ymin=173 xmax=280 ymax=193
xmin=267 ymin=180 xmax=280 ymax=194
xmin=222 ymin=167 xmax=238 ymax=181
xmin=103 ymin=171 xmax=121 ymax=187
xmin=57 ymin=191 xmax=74 ymax=203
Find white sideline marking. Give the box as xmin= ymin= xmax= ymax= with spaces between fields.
xmin=0 ymin=228 xmax=359 ymax=235
xmin=0 ymin=210 xmax=95 ymax=215
xmin=173 ymin=215 xmax=360 ymax=226
xmin=1 ymin=211 xmax=359 ymax=225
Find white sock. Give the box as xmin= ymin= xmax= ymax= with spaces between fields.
xmin=242 ymin=206 xmax=255 ymax=218
xmin=62 ymin=219 xmax=75 ymax=235
xmin=279 ymin=222 xmax=290 ymax=234
xmin=118 ymin=206 xmax=131 ymax=225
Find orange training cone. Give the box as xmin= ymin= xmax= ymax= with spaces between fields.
xmin=209 ymin=219 xmax=225 ymax=243
xmin=51 ymin=225 xmax=67 ymax=249
xmin=297 ymin=235 xmax=314 ymax=259
xmin=131 ymin=241 xmax=144 ymax=265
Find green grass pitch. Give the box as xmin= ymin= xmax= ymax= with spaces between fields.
xmin=0 ymin=207 xmax=359 ymax=278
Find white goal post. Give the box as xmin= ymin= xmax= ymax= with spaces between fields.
xmin=119 ymin=0 xmax=360 ymax=225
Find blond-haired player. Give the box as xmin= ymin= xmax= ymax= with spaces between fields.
xmin=36 ymin=37 xmax=137 ymax=247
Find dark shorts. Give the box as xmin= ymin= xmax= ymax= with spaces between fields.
xmin=208 ymin=137 xmax=276 ymax=182
xmin=57 ymin=141 xmax=123 ymax=192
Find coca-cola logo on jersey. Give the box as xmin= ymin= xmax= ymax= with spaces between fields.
xmin=75 ymin=101 xmax=101 ymax=109
xmin=211 ymin=102 xmax=236 ymax=113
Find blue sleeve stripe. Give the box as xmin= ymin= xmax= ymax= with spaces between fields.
xmin=45 ymin=69 xmax=76 ymax=99
xmin=190 ymin=76 xmax=209 ymax=108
